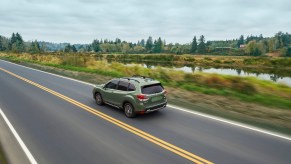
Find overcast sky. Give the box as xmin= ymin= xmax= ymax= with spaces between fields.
xmin=1 ymin=0 xmax=290 ymax=44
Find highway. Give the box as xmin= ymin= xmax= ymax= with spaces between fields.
xmin=0 ymin=59 xmax=291 ymax=164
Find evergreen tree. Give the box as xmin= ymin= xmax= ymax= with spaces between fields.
xmin=197 ymin=35 xmax=206 ymax=53
xmin=10 ymin=33 xmax=25 ymax=53
xmin=237 ymin=35 xmax=244 ymax=48
xmin=0 ymin=36 xmax=3 ymax=51
xmin=29 ymin=40 xmax=41 ymax=54
xmin=190 ymin=36 xmax=197 ymax=53
xmin=71 ymin=45 xmax=77 ymax=52
xmin=92 ymin=39 xmax=101 ymax=52
xmin=145 ymin=36 xmax=153 ymax=52
xmin=153 ymin=37 xmax=163 ymax=53
xmin=64 ymin=44 xmax=71 ymax=52
xmin=140 ymin=39 xmax=145 ymax=47
xmin=115 ymin=38 xmax=121 ymax=44
xmin=9 ymin=33 xmax=16 ymax=50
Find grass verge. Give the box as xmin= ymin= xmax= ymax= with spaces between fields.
xmin=0 ymin=144 xmax=7 ymax=164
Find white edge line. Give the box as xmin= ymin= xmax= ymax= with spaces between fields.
xmin=0 ymin=108 xmax=38 ymax=164
xmin=0 ymin=59 xmax=94 ymax=87
xmin=1 ymin=59 xmax=291 ymax=141
xmin=168 ymin=104 xmax=291 ymax=141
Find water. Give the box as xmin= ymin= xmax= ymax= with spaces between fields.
xmin=124 ymin=63 xmax=291 ymax=86
xmin=178 ymin=66 xmax=291 ymax=86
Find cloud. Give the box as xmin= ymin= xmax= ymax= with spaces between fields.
xmin=1 ymin=0 xmax=290 ymax=44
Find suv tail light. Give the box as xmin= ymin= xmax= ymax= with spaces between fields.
xmin=137 ymin=94 xmax=149 ymax=101
xmin=163 ymin=90 xmax=167 ymax=96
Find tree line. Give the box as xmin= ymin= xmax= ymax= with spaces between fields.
xmin=0 ymin=32 xmax=290 ymax=56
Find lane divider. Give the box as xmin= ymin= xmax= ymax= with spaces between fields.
xmin=0 ymin=107 xmax=38 ymax=164
xmin=0 ymin=67 xmax=214 ymax=164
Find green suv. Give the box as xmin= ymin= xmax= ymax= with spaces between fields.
xmin=92 ymin=76 xmax=167 ymax=118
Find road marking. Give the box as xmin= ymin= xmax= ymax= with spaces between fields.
xmin=0 ymin=59 xmax=94 ymax=86
xmin=0 ymin=108 xmax=38 ymax=164
xmin=0 ymin=67 xmax=214 ymax=164
xmin=1 ymin=59 xmax=291 ymax=141
xmin=168 ymin=104 xmax=291 ymax=141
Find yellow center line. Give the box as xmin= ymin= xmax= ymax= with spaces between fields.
xmin=0 ymin=67 xmax=214 ymax=164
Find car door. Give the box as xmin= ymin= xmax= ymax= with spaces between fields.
xmin=112 ymin=80 xmax=129 ymax=107
xmin=102 ymin=80 xmax=118 ymax=104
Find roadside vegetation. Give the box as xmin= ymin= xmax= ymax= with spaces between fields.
xmin=0 ymin=144 xmax=7 ymax=164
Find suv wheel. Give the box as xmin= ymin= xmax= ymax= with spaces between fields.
xmin=95 ymin=93 xmax=104 ymax=105
xmin=124 ymin=103 xmax=136 ymax=118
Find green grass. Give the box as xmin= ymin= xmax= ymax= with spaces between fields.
xmin=0 ymin=145 xmax=7 ymax=164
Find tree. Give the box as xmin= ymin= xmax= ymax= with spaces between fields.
xmin=64 ymin=44 xmax=71 ymax=52
xmin=133 ymin=45 xmax=145 ymax=53
xmin=8 ymin=32 xmax=25 ymax=52
xmin=0 ymin=36 xmax=4 ymax=51
xmin=197 ymin=35 xmax=206 ymax=53
xmin=237 ymin=35 xmax=244 ymax=48
xmin=29 ymin=40 xmax=41 ymax=54
xmin=286 ymin=47 xmax=291 ymax=57
xmin=153 ymin=37 xmax=163 ymax=53
xmin=245 ymin=41 xmax=262 ymax=56
xmin=71 ymin=45 xmax=77 ymax=52
xmin=91 ymin=39 xmax=101 ymax=52
xmin=140 ymin=39 xmax=145 ymax=47
xmin=145 ymin=36 xmax=153 ymax=52
xmin=115 ymin=38 xmax=121 ymax=44
xmin=190 ymin=36 xmax=197 ymax=53
xmin=122 ymin=43 xmax=130 ymax=54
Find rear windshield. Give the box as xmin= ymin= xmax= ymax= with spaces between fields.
xmin=141 ymin=83 xmax=164 ymax=94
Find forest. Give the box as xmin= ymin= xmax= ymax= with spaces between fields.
xmin=0 ymin=32 xmax=291 ymax=56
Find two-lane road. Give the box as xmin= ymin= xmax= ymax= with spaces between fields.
xmin=1 ymin=60 xmax=291 ymax=164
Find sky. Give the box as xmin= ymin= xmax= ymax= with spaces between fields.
xmin=1 ymin=0 xmax=290 ymax=44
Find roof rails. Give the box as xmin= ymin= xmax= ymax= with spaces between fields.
xmin=121 ymin=77 xmax=140 ymax=83
xmin=132 ymin=75 xmax=154 ymax=80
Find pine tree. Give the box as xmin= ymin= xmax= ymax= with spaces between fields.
xmin=145 ymin=36 xmax=153 ymax=52
xmin=92 ymin=39 xmax=100 ymax=52
xmin=237 ymin=35 xmax=244 ymax=48
xmin=10 ymin=33 xmax=25 ymax=53
xmin=29 ymin=40 xmax=41 ymax=54
xmin=0 ymin=36 xmax=3 ymax=51
xmin=153 ymin=37 xmax=163 ymax=53
xmin=197 ymin=35 xmax=206 ymax=53
xmin=140 ymin=39 xmax=145 ymax=47
xmin=9 ymin=33 xmax=16 ymax=50
xmin=190 ymin=36 xmax=197 ymax=54
xmin=64 ymin=44 xmax=71 ymax=52
xmin=71 ymin=45 xmax=77 ymax=52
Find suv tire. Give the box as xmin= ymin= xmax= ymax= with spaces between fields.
xmin=95 ymin=93 xmax=104 ymax=105
xmin=124 ymin=103 xmax=136 ymax=118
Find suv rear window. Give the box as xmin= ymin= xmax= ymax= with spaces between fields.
xmin=141 ymin=83 xmax=164 ymax=94
xmin=128 ymin=83 xmax=136 ymax=91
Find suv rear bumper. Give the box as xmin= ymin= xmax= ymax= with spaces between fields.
xmin=145 ymin=102 xmax=167 ymax=113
